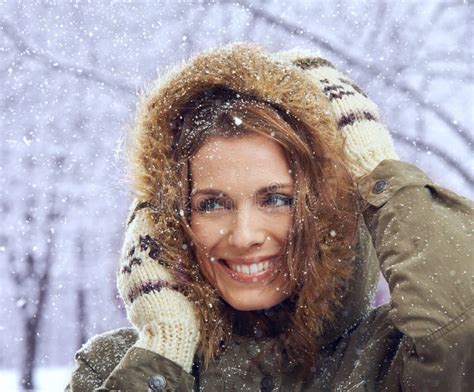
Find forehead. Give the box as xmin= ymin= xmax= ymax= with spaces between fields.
xmin=190 ymin=135 xmax=292 ymax=191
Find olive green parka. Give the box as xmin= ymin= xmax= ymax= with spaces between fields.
xmin=66 ymin=44 xmax=473 ymax=392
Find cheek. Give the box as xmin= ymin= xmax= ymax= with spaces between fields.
xmin=190 ymin=215 xmax=221 ymax=250
xmin=190 ymin=217 xmax=215 ymax=281
xmin=263 ymin=214 xmax=292 ymax=243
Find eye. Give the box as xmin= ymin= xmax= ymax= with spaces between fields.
xmin=195 ymin=197 xmax=231 ymax=213
xmin=263 ymin=194 xmax=293 ymax=208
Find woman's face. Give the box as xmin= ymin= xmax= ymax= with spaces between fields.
xmin=190 ymin=134 xmax=294 ymax=311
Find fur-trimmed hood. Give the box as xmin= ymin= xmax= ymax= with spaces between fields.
xmin=124 ymin=42 xmax=383 ymax=346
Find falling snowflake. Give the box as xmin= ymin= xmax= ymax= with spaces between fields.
xmin=233 ymin=116 xmax=242 ymax=126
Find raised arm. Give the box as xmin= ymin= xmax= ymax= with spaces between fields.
xmin=358 ymin=159 xmax=473 ymax=391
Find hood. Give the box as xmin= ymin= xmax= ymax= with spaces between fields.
xmin=125 ymin=42 xmax=381 ymax=346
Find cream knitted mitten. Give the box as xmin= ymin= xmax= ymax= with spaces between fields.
xmin=274 ymin=49 xmax=399 ymax=180
xmin=117 ymin=199 xmax=200 ymax=373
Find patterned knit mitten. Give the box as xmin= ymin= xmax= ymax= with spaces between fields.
xmin=117 ymin=199 xmax=200 ymax=373
xmin=274 ymin=49 xmax=399 ymax=180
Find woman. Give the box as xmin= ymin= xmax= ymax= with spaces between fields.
xmin=66 ymin=43 xmax=473 ymax=391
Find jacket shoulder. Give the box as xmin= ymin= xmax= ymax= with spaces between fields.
xmin=75 ymin=327 xmax=138 ymax=381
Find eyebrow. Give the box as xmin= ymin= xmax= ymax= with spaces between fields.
xmin=191 ymin=184 xmax=294 ymax=197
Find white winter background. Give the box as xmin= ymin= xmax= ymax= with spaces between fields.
xmin=1 ymin=1 xmax=472 ymax=391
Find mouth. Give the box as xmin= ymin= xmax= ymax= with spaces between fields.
xmin=215 ymin=256 xmax=280 ymax=284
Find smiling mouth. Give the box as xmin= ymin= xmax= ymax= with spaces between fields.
xmin=216 ymin=257 xmax=280 ymax=283
xmin=223 ymin=259 xmax=272 ymax=274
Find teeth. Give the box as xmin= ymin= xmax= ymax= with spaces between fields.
xmin=228 ymin=260 xmax=273 ymax=275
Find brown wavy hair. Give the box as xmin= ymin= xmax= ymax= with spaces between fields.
xmin=171 ymin=86 xmax=360 ymax=377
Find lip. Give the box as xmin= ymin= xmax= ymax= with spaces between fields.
xmin=215 ymin=256 xmax=280 ymax=284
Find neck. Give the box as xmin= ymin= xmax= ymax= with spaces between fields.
xmin=229 ymin=297 xmax=296 ymax=338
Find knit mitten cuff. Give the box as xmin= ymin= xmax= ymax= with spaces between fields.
xmin=131 ymin=290 xmax=200 ymax=373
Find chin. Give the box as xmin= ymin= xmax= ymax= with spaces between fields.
xmin=222 ymin=293 xmax=287 ymax=311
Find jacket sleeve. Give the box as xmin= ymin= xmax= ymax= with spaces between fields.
xmin=357 ymin=159 xmax=473 ymax=391
xmin=64 ymin=351 xmax=103 ymax=391
xmin=96 ymin=347 xmax=195 ymax=391
xmin=65 ymin=332 xmax=195 ymax=392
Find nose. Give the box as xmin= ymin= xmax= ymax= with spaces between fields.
xmin=227 ymin=205 xmax=266 ymax=250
